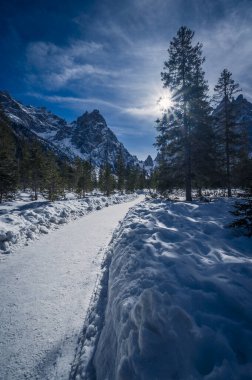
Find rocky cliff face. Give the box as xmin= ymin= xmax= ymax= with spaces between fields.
xmin=213 ymin=94 xmax=252 ymax=150
xmin=233 ymin=94 xmax=252 ymax=149
xmin=0 ymin=91 xmax=138 ymax=168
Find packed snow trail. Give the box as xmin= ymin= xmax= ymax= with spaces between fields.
xmin=0 ymin=195 xmax=143 ymax=380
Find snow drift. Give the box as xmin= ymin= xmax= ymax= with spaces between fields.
xmin=0 ymin=192 xmax=137 ymax=256
xmin=73 ymin=198 xmax=252 ymax=380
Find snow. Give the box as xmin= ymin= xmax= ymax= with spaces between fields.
xmin=0 ymin=195 xmax=143 ymax=380
xmin=0 ymin=192 xmax=137 ymax=256
xmin=56 ymin=137 xmax=89 ymax=160
xmin=36 ymin=131 xmax=58 ymax=139
xmin=0 ymin=92 xmax=139 ymax=168
xmin=73 ymin=198 xmax=252 ymax=380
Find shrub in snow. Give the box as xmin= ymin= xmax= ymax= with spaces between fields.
xmin=229 ymin=199 xmax=252 ymax=237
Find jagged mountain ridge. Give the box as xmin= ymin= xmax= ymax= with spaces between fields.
xmin=213 ymin=94 xmax=252 ymax=152
xmin=233 ymin=94 xmax=252 ymax=148
xmin=0 ymin=91 xmax=138 ymax=169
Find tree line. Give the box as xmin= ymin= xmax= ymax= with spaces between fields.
xmin=0 ymin=111 xmax=150 ymax=203
xmin=155 ymin=26 xmax=252 ymax=200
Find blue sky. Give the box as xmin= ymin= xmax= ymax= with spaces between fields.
xmin=1 ymin=0 xmax=252 ymax=160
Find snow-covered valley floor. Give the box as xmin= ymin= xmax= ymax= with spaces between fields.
xmin=0 ymin=195 xmax=143 ymax=380
xmin=72 ymin=197 xmax=252 ymax=380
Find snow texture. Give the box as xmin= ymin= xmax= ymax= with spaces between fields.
xmin=73 ymin=198 xmax=252 ymax=380
xmin=0 ymin=192 xmax=137 ymax=256
xmin=0 ymin=195 xmax=143 ymax=380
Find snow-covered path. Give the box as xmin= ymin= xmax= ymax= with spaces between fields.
xmin=0 ymin=196 xmax=143 ymax=380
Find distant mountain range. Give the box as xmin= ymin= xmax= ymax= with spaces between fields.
xmin=0 ymin=91 xmax=150 ymax=170
xmin=213 ymin=94 xmax=252 ymax=152
xmin=233 ymin=94 xmax=252 ymax=149
xmin=1 ymin=91 xmax=251 ymax=172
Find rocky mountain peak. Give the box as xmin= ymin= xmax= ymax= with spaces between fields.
xmin=144 ymin=155 xmax=154 ymax=167
xmin=0 ymin=91 xmax=139 ymax=169
xmin=76 ymin=109 xmax=107 ymax=128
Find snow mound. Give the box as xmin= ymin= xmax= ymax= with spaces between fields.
xmin=73 ymin=198 xmax=252 ymax=379
xmin=0 ymin=193 xmax=137 ymax=256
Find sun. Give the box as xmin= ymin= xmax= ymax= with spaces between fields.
xmin=157 ymin=94 xmax=173 ymax=111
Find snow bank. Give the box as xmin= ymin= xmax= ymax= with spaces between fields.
xmin=0 ymin=193 xmax=137 ymax=255
xmin=74 ymin=198 xmax=252 ymax=379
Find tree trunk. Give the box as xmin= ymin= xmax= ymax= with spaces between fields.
xmin=224 ymin=97 xmax=232 ymax=197
xmin=183 ymin=101 xmax=192 ymax=201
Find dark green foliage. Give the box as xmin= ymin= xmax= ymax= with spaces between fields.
xmin=229 ymin=199 xmax=252 ymax=237
xmin=0 ymin=113 xmax=18 ymax=202
xmin=18 ymin=143 xmax=31 ymax=191
xmin=42 ymin=152 xmax=64 ymax=201
xmin=61 ymin=161 xmax=77 ymax=193
xmin=124 ymin=166 xmax=146 ymax=192
xmin=213 ymin=69 xmax=242 ymax=197
xmin=148 ymin=170 xmax=158 ymax=191
xmin=98 ymin=163 xmax=115 ymax=196
xmin=137 ymin=168 xmax=146 ymax=190
xmin=29 ymin=142 xmax=46 ymax=200
xmin=0 ymin=111 xmax=70 ymax=201
xmin=155 ymin=112 xmax=184 ymax=192
xmin=157 ymin=26 xmax=215 ymax=198
xmin=116 ymin=148 xmax=125 ymax=191
xmin=189 ymin=61 xmax=216 ymax=192
xmin=75 ymin=158 xmax=94 ymax=197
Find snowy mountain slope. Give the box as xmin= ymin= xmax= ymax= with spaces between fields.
xmin=72 ymin=198 xmax=252 ymax=380
xmin=0 ymin=91 xmax=138 ymax=168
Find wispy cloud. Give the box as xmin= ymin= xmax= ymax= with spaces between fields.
xmin=20 ymin=0 xmax=252 ymax=159
xmin=28 ymin=92 xmax=124 ymax=112
xmin=26 ymin=40 xmax=118 ymax=89
xmin=198 ymin=9 xmax=252 ymax=99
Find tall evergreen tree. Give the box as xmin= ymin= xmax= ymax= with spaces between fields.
xmin=43 ymin=153 xmax=63 ymax=201
xmin=29 ymin=142 xmax=45 ymax=200
xmin=116 ymin=147 xmax=125 ymax=192
xmin=18 ymin=143 xmax=31 ymax=191
xmin=0 ymin=114 xmax=18 ymax=202
xmin=98 ymin=163 xmax=114 ymax=196
xmin=213 ymin=69 xmax=241 ymax=197
xmin=161 ymin=26 xmax=207 ymax=200
xmin=190 ymin=60 xmax=216 ymax=194
xmin=75 ymin=159 xmax=93 ymax=197
xmin=155 ymin=112 xmax=184 ymax=192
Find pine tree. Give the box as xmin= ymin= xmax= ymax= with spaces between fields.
xmin=61 ymin=160 xmax=76 ymax=193
xmin=125 ymin=166 xmax=139 ymax=192
xmin=28 ymin=142 xmax=45 ymax=200
xmin=116 ymin=147 xmax=125 ymax=192
xmin=155 ymin=111 xmax=184 ymax=193
xmin=18 ymin=143 xmax=31 ymax=191
xmin=76 ymin=159 xmax=93 ymax=197
xmin=189 ymin=61 xmax=216 ymax=194
xmin=161 ymin=26 xmax=207 ymax=200
xmin=43 ymin=153 xmax=63 ymax=201
xmin=98 ymin=163 xmax=114 ymax=196
xmin=229 ymin=197 xmax=252 ymax=237
xmin=213 ymin=69 xmax=241 ymax=197
xmin=0 ymin=114 xmax=18 ymax=202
